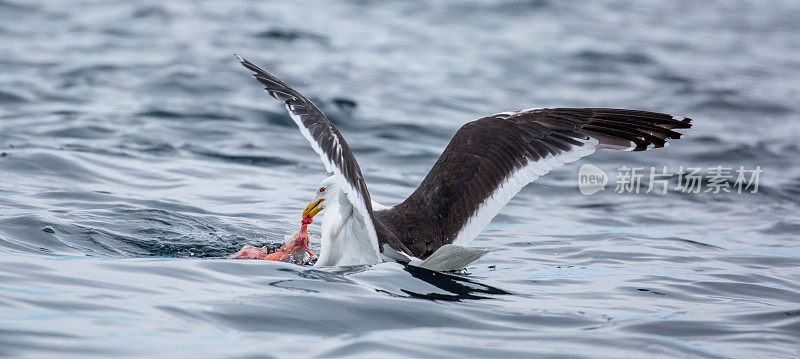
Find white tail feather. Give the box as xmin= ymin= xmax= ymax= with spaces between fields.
xmin=413 ymin=245 xmax=489 ymax=272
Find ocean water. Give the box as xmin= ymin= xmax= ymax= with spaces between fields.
xmin=1 ymin=0 xmax=800 ymax=357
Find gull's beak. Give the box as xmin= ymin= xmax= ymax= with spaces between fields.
xmin=302 ymin=199 xmax=325 ymax=218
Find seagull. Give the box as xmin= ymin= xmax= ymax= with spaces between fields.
xmin=234 ymin=56 xmax=692 ymax=271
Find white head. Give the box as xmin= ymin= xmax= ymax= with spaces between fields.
xmin=301 ymin=175 xmax=338 ymax=220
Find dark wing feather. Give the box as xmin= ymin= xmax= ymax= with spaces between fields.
xmin=237 ymin=56 xmax=381 ymax=255
xmin=376 ymin=108 xmax=691 ymax=259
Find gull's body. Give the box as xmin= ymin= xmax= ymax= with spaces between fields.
xmin=237 ymin=56 xmax=692 ymax=270
xmin=314 ymin=177 xmax=380 ymax=266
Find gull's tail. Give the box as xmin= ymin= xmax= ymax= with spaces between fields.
xmin=414 ymin=244 xmax=489 ymax=272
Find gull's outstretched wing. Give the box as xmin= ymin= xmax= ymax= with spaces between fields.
xmin=237 ymin=56 xmax=380 ymax=258
xmin=381 ymin=108 xmax=691 ymax=259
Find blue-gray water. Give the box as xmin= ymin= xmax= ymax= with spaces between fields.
xmin=2 ymin=1 xmax=800 ymax=358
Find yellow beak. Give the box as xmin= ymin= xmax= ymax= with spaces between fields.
xmin=302 ymin=199 xmax=325 ymax=218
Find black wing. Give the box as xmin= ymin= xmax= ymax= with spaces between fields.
xmin=377 ymin=108 xmax=691 ymax=259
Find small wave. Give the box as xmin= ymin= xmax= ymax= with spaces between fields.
xmin=44 ymin=125 xmax=115 ymax=140
xmin=0 ymin=151 xmax=109 ymax=183
xmin=187 ymin=148 xmax=296 ymax=167
xmin=573 ymin=49 xmax=656 ymax=66
xmin=0 ymin=0 xmax=36 ymax=11
xmin=57 ymin=64 xmax=121 ymax=79
xmin=131 ymin=6 xmax=172 ymax=21
xmin=331 ymin=97 xmax=358 ymax=109
xmin=0 ymin=90 xmax=29 ymax=104
xmin=254 ymin=29 xmax=328 ymax=44
xmin=690 ymin=96 xmax=793 ymax=116
xmin=137 ymin=109 xmax=238 ymax=121
xmin=760 ymin=221 xmax=800 ymax=235
xmin=370 ymin=122 xmax=451 ymax=141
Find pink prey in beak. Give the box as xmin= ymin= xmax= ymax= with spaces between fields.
xmin=230 ymin=199 xmax=323 ymax=263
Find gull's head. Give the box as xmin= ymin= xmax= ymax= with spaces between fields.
xmin=302 ymin=175 xmax=337 ymax=220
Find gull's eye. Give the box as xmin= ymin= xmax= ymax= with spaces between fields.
xmin=319 ymin=187 xmax=326 ymax=193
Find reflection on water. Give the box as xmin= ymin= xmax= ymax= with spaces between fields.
xmin=400 ymin=265 xmax=511 ymax=301
xmin=272 ymin=264 xmax=511 ymax=301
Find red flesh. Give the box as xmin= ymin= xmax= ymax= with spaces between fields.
xmin=230 ymin=215 xmax=315 ymax=262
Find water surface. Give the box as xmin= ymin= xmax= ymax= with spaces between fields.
xmin=1 ymin=1 xmax=800 ymax=357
